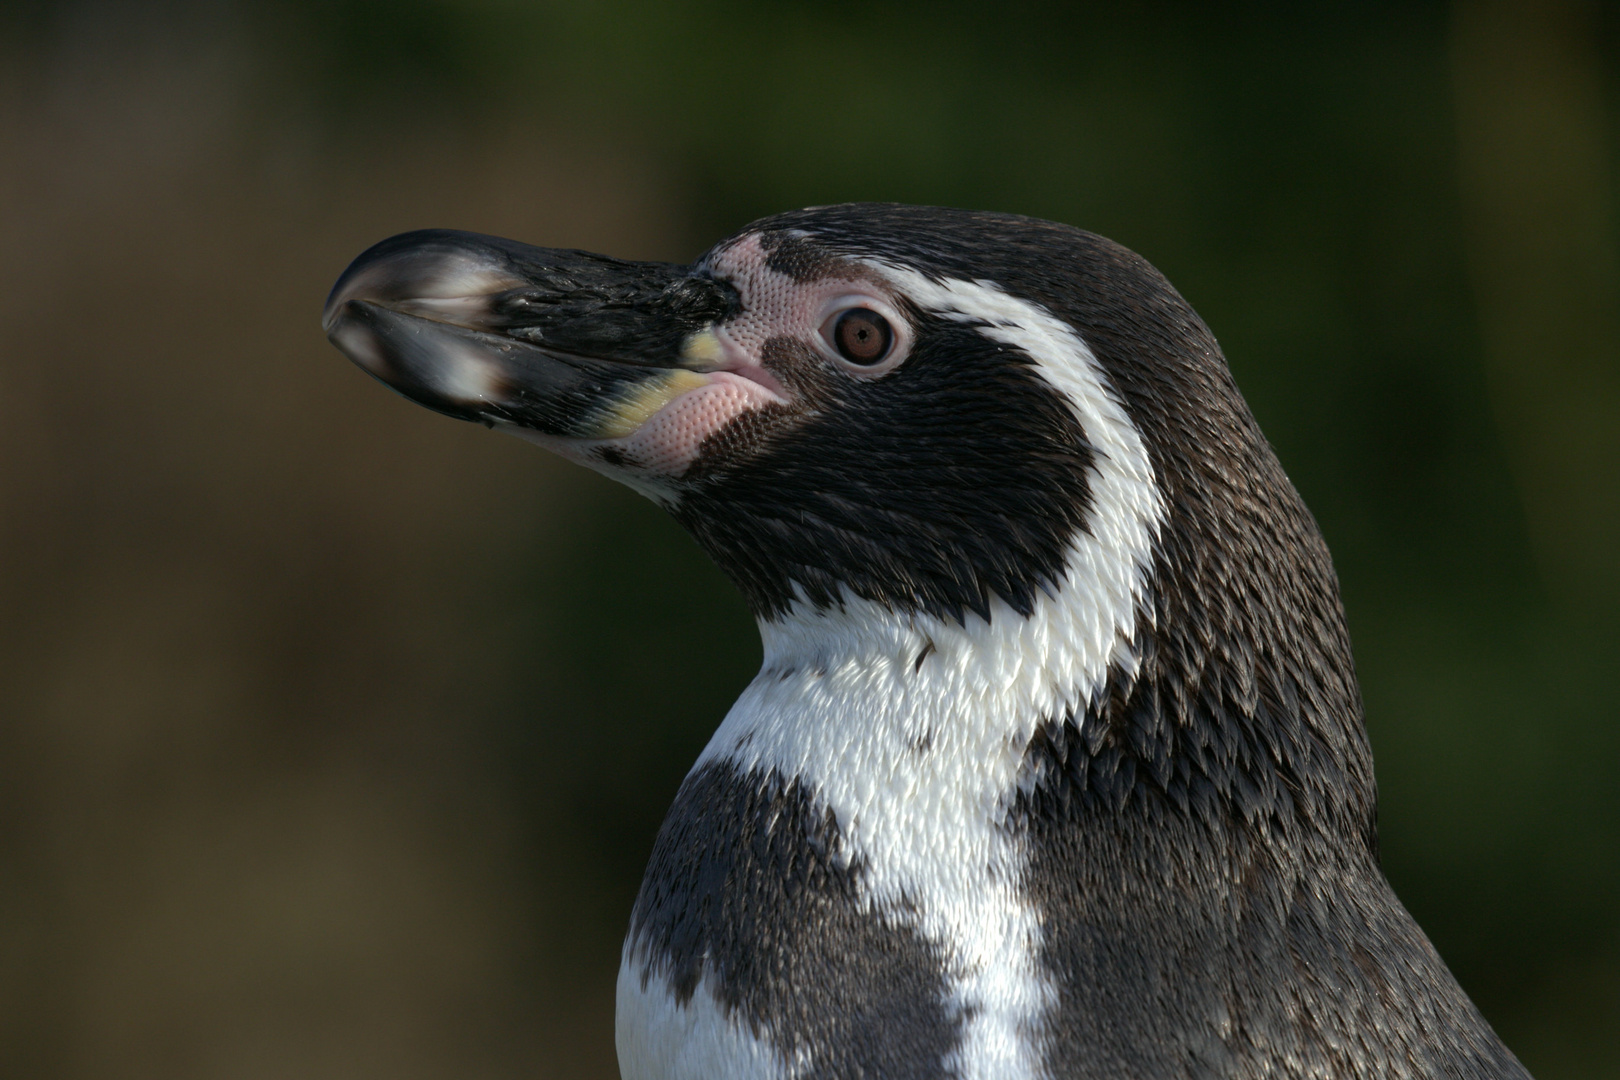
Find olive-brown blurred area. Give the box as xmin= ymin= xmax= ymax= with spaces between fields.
xmin=1 ymin=1 xmax=1615 ymax=1077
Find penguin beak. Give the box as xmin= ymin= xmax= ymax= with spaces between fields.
xmin=322 ymin=229 xmax=741 ymax=439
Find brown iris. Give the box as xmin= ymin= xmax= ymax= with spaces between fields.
xmin=832 ymin=308 xmax=893 ymax=365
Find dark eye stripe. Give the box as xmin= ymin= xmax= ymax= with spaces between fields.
xmin=833 ymin=308 xmax=893 ymax=364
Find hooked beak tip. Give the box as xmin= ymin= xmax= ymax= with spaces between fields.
xmin=322 ymin=229 xmax=529 ymax=334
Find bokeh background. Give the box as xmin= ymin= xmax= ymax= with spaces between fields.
xmin=1 ymin=0 xmax=1616 ymax=1077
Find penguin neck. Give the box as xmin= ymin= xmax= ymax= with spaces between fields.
xmin=692 ymin=526 xmax=1387 ymax=932
xmin=698 ymin=578 xmax=1137 ymax=811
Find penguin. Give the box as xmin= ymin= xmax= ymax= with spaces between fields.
xmin=324 ymin=204 xmax=1531 ymax=1080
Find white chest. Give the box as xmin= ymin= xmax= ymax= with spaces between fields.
xmin=617 ymin=594 xmax=1129 ymax=1080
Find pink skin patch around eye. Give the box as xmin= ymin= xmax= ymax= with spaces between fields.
xmin=512 ymin=233 xmax=893 ymax=482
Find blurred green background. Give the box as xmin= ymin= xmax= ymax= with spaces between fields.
xmin=0 ymin=0 xmax=1615 ymax=1076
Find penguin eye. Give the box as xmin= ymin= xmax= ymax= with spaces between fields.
xmin=829 ymin=307 xmax=893 ymax=365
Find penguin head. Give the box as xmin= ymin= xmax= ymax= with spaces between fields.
xmin=322 ymin=204 xmax=1218 ymax=629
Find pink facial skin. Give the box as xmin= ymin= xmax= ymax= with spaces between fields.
xmin=622 ymin=371 xmax=785 ymax=475
xmin=512 ymin=233 xmax=911 ymax=488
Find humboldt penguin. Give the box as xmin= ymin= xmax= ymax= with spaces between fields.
xmin=324 ymin=204 xmax=1529 ymax=1080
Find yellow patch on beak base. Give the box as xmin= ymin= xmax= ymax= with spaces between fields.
xmin=679 ymin=328 xmax=724 ymax=368
xmin=585 ymin=369 xmax=710 ymax=438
